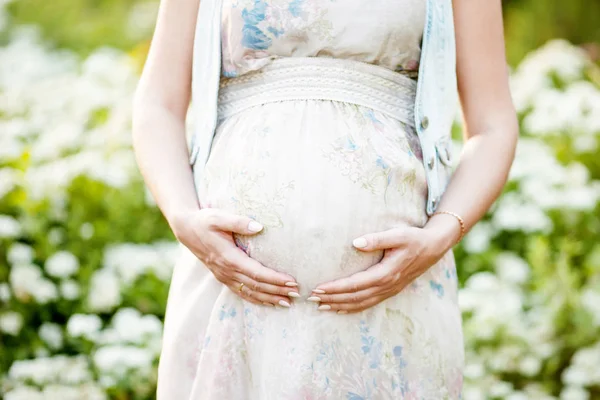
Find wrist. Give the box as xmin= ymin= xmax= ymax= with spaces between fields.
xmin=423 ymin=213 xmax=463 ymax=252
xmin=165 ymin=207 xmax=200 ymax=239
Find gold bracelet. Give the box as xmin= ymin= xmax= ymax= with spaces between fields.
xmin=432 ymin=210 xmax=466 ymax=243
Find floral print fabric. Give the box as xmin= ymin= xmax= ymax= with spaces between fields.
xmin=221 ymin=0 xmax=426 ymax=77
xmin=158 ymin=99 xmax=464 ymax=399
xmin=157 ymin=2 xmax=464 ymax=398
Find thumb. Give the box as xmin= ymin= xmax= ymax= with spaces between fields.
xmin=352 ymin=227 xmax=409 ymax=251
xmin=206 ymin=210 xmax=264 ymax=235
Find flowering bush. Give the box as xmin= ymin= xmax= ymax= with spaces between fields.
xmin=1 ymin=6 xmax=600 ymax=400
xmin=455 ymin=40 xmax=600 ymax=400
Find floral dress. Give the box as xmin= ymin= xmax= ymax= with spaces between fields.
xmin=157 ymin=0 xmax=464 ymax=399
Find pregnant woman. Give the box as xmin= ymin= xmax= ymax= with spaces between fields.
xmin=132 ymin=0 xmax=518 ymax=398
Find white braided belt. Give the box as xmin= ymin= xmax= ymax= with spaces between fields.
xmin=217 ymin=57 xmax=417 ymax=127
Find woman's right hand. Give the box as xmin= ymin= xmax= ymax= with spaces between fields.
xmin=170 ymin=208 xmax=299 ymax=308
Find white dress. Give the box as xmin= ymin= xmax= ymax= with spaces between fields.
xmin=157 ymin=1 xmax=465 ymax=399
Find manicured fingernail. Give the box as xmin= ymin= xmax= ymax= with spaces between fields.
xmin=312 ymin=289 xmax=326 ymax=294
xmin=285 ymin=282 xmax=298 ymax=287
xmin=248 ymin=221 xmax=263 ymax=232
xmin=307 ymin=296 xmax=321 ymax=303
xmin=318 ymin=305 xmax=331 ymax=311
xmin=287 ymin=292 xmax=300 ymax=298
xmin=263 ymin=302 xmax=274 ymax=307
xmin=278 ymin=300 xmax=291 ymax=308
xmin=337 ymin=310 xmax=348 ymax=314
xmin=353 ymin=237 xmax=368 ymax=248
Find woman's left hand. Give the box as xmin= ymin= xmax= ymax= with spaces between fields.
xmin=309 ymin=224 xmax=455 ymax=314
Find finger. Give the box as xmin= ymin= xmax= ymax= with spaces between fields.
xmin=227 ymin=283 xmax=263 ymax=306
xmin=234 ymin=273 xmax=300 ymax=299
xmin=318 ymin=295 xmax=385 ymax=314
xmin=240 ymin=284 xmax=293 ymax=308
xmin=313 ymin=262 xmax=393 ymax=295
xmin=307 ymin=286 xmax=382 ymax=304
xmin=205 ymin=210 xmax=265 ymax=235
xmin=227 ymin=250 xmax=298 ymax=288
xmin=352 ymin=227 xmax=410 ymax=251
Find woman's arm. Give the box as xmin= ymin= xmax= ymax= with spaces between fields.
xmin=132 ymin=0 xmax=299 ymax=306
xmin=132 ymin=0 xmax=200 ymax=229
xmin=423 ymin=0 xmax=519 ymax=249
xmin=310 ymin=0 xmax=518 ymax=312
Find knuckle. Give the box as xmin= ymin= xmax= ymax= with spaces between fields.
xmin=370 ymin=235 xmax=380 ymax=248
xmin=205 ymin=214 xmax=220 ymax=229
xmin=379 ymin=274 xmax=393 ymax=286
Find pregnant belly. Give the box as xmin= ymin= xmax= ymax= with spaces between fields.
xmin=196 ymin=100 xmax=428 ymax=290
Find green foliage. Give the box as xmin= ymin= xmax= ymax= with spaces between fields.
xmin=503 ymin=0 xmax=600 ymax=65
xmin=6 ymin=0 xmax=156 ymax=56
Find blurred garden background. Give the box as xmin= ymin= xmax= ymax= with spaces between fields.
xmin=1 ymin=0 xmax=599 ymax=399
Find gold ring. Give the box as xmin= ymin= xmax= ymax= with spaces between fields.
xmin=238 ymin=282 xmax=245 ymax=293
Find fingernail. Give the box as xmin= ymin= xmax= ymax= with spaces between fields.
xmin=337 ymin=310 xmax=348 ymax=314
xmin=312 ymin=289 xmax=326 ymax=294
xmin=248 ymin=221 xmax=263 ymax=232
xmin=287 ymin=292 xmax=300 ymax=298
xmin=353 ymin=237 xmax=368 ymax=248
xmin=278 ymin=300 xmax=291 ymax=308
xmin=285 ymin=282 xmax=298 ymax=287
xmin=263 ymin=302 xmax=274 ymax=307
xmin=307 ymin=296 xmax=321 ymax=303
xmin=318 ymin=305 xmax=331 ymax=311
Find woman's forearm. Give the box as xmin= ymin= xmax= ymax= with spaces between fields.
xmin=424 ymin=116 xmax=519 ymax=250
xmin=131 ymin=100 xmax=200 ymax=232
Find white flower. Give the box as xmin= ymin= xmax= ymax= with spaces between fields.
xmin=489 ymin=381 xmax=513 ymax=398
xmin=66 ymin=314 xmax=103 ymax=340
xmin=8 ymin=355 xmax=92 ymax=386
xmin=462 ymin=221 xmax=494 ymax=254
xmin=87 ymin=269 xmax=121 ymax=312
xmin=79 ymin=222 xmax=94 ymax=239
xmin=41 ymin=384 xmax=107 ymax=400
xmin=465 ymin=272 xmax=500 ymax=292
xmin=10 ymin=270 xmax=60 ymax=304
xmin=111 ymin=307 xmax=162 ymax=344
xmin=463 ymin=362 xmax=485 ymax=380
xmin=0 ymin=215 xmax=21 ymax=238
xmin=103 ymin=241 xmax=179 ymax=285
xmin=581 ymin=289 xmax=600 ymax=326
xmin=6 ymin=243 xmax=35 ymax=265
xmin=93 ymin=345 xmax=154 ymax=376
xmin=495 ymin=252 xmax=530 ymax=284
xmin=519 ymin=355 xmax=542 ymax=376
xmin=492 ymin=194 xmax=553 ymax=233
xmin=506 ymin=393 xmax=530 ymax=400
xmin=0 ymin=282 xmax=11 ymax=302
xmin=0 ymin=311 xmax=24 ymax=335
xmin=4 ymin=386 xmax=44 ymax=400
xmin=39 ymin=322 xmax=63 ymax=350
xmin=562 ymin=366 xmax=591 ymax=387
xmin=0 ymin=167 xmax=19 ymax=198
xmin=60 ymin=280 xmax=81 ymax=300
xmin=47 ymin=227 xmax=64 ymax=246
xmin=461 ymin=386 xmax=486 ymax=400
xmin=44 ymin=250 xmax=79 ymax=278
xmin=573 ymin=136 xmax=598 ymax=153
xmin=560 ymin=386 xmax=590 ymax=400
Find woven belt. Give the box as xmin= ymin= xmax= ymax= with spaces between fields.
xmin=217 ymin=57 xmax=417 ymax=128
